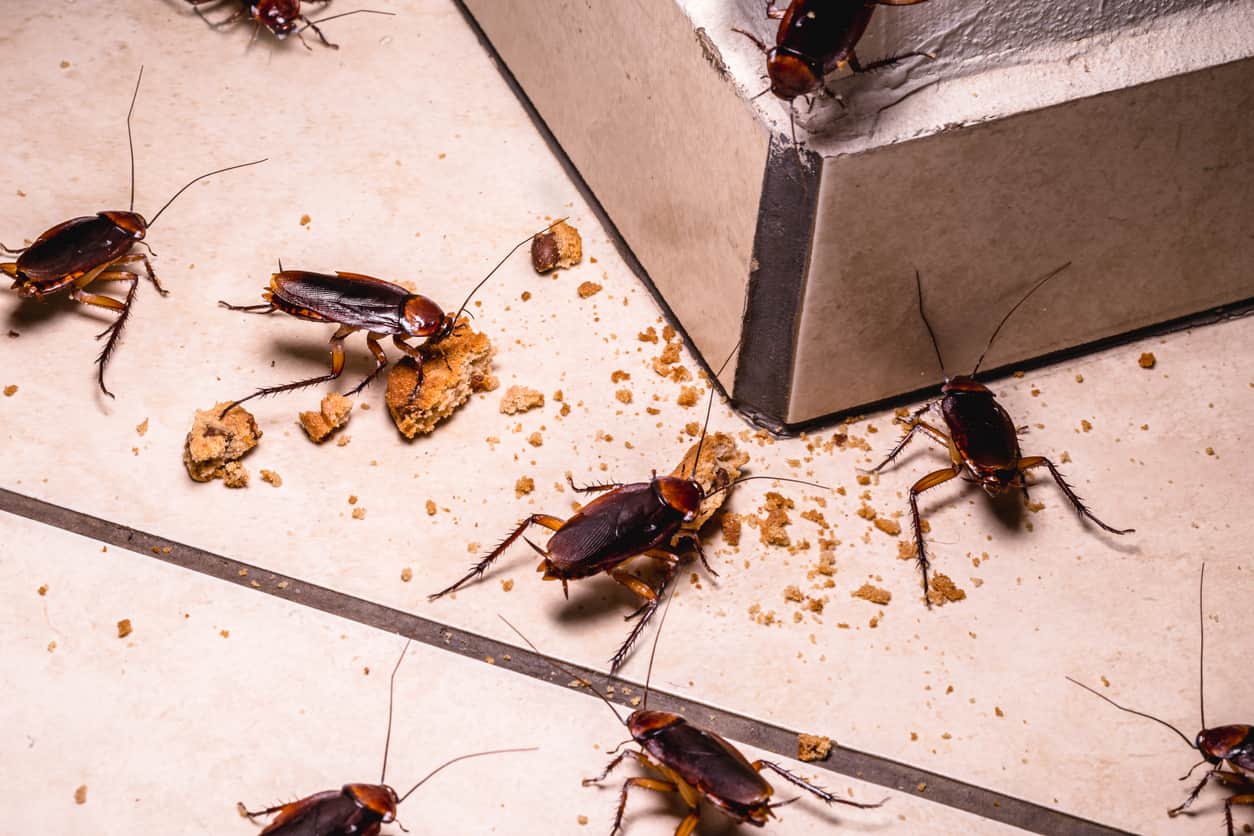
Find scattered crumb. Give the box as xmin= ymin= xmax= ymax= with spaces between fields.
xmin=1138 ymin=351 xmax=1156 ymax=369
xmin=117 ymin=619 xmax=132 ymax=639
xmin=797 ymin=733 xmax=833 ymax=762
xmin=1080 ymin=419 xmax=1092 ymax=433
xmin=3 ymin=384 xmax=17 ymax=397
xmin=995 ymin=706 xmax=1005 ymax=717
xmin=183 ymin=402 xmax=261 ymax=486
xmin=677 ymin=386 xmax=700 ymax=407
xmin=577 ymin=281 xmax=602 ymax=298
xmin=37 ymin=584 xmax=48 ymax=596
xmin=135 ymin=418 xmax=149 ymax=436
xmin=386 ymin=318 xmax=494 ymax=438
xmin=758 ymin=492 xmax=794 ymax=547
xmin=425 ymin=500 xmax=437 ymax=515
xmin=220 ymin=629 xmax=230 ymax=638
xmin=638 ymin=327 xmax=658 ymax=343
xmin=515 ymin=476 xmax=535 ymax=497
xmin=1205 ymin=446 xmax=1215 ymax=456
xmin=852 ymin=584 xmax=892 ymax=605
xmin=615 ymin=389 xmax=633 ymax=404
xmin=500 ymin=385 xmax=545 ymax=415
xmin=351 ymin=507 xmax=366 ymax=520
xmin=502 ymin=579 xmax=515 ymax=592
xmin=531 ymin=220 xmax=582 ymax=272
xmin=577 ymin=815 xmax=589 ymax=826
xmin=74 ymin=785 xmax=87 ymax=805
xmin=400 ymin=567 xmax=413 ymax=582
xmin=927 ymin=574 xmax=967 ymax=606
xmin=721 ymin=512 xmax=742 ymax=547
xmin=298 ymin=392 xmax=353 ymax=443
xmin=873 ymin=517 xmax=901 ymax=537
xmin=299 ymin=213 xmax=311 ymax=226
xmin=260 ymin=469 xmax=282 ymax=487
xmin=897 ymin=541 xmax=917 ymax=561
xmin=528 ymin=431 xmax=543 ymax=447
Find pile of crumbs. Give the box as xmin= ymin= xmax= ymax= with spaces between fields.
xmin=927 ymin=574 xmax=967 ymax=606
xmin=183 ymin=402 xmax=261 ymax=488
xmin=299 ymin=393 xmax=353 ymax=443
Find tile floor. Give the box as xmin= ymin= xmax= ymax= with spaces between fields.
xmin=1 ymin=2 xmax=1250 ymax=835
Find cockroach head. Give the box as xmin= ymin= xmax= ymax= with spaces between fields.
xmin=343 ymin=783 xmax=399 ymax=822
xmin=626 ymin=709 xmax=681 ymax=741
xmin=254 ymin=0 xmax=301 ymax=37
xmin=653 ymin=476 xmax=703 ymax=522
xmin=1196 ymin=727 xmax=1245 ymax=764
xmin=100 ymin=211 xmax=148 ymax=241
xmin=940 ymin=375 xmax=990 ymax=396
xmin=767 ymin=49 xmax=822 ymax=100
xmin=401 ymin=294 xmax=448 ymax=338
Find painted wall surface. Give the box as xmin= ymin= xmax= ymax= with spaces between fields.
xmin=682 ymin=0 xmax=1254 ymax=154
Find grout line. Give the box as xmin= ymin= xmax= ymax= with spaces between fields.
xmin=2 ymin=487 xmax=1132 ymax=836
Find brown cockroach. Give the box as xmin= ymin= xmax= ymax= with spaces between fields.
xmin=218 ymin=220 xmax=561 ymax=416
xmin=430 ymin=355 xmax=826 ymax=672
xmin=866 ymin=265 xmax=1133 ymax=604
xmin=239 ymin=640 xmax=534 ymax=835
xmin=1068 ymin=565 xmax=1252 ymax=835
xmin=502 ymin=595 xmax=886 ymax=836
xmin=185 ymin=1 xmax=394 ymax=50
xmin=1 ymin=68 xmax=265 ymax=398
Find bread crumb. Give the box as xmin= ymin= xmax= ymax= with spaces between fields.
xmin=677 ymin=386 xmax=700 ymax=407
xmin=37 ymin=584 xmax=48 ymax=596
xmin=721 ymin=513 xmax=742 ymax=547
xmin=2 ymin=384 xmax=16 ymax=397
xmin=500 ymin=385 xmax=545 ymax=415
xmin=117 ymin=619 xmax=133 ymax=638
xmin=577 ymin=815 xmax=589 ymax=826
xmin=610 ymin=370 xmax=631 ymax=383
xmin=1080 ymin=419 xmax=1092 ymax=432
xmin=927 ymin=574 xmax=967 ymax=606
xmin=260 ymin=469 xmax=282 ymax=487
xmin=615 ymin=389 xmax=633 ymax=404
xmin=758 ymin=492 xmax=794 ymax=547
xmin=528 ymin=431 xmax=543 ymax=447
xmin=797 ymin=733 xmax=833 ymax=762
xmin=502 ymin=579 xmax=515 ymax=592
xmin=298 ymin=392 xmax=353 ymax=443
xmin=183 ymin=402 xmax=261 ymax=485
xmin=425 ymin=500 xmax=437 ymax=515
xmin=1138 ymin=351 xmax=1156 ymax=369
xmin=299 ymin=213 xmax=311 ymax=226
xmin=135 ymin=418 xmax=149 ymax=436
xmin=638 ymin=327 xmax=658 ymax=343
xmin=852 ymin=584 xmax=892 ymax=605
xmin=515 ymin=476 xmax=535 ymax=497
xmin=531 ymin=220 xmax=582 ymax=272
xmin=386 ymin=319 xmax=494 ymax=438
xmin=351 ymin=507 xmax=366 ymax=520
xmin=995 ymin=706 xmax=1005 ymax=717
xmin=74 ymin=785 xmax=88 ymax=805
xmin=220 ymin=629 xmax=230 ymax=638
xmin=400 ymin=567 xmax=413 ymax=582
xmin=577 ymin=281 xmax=602 ymax=298
xmin=873 ymin=517 xmax=901 ymax=536
xmin=670 ymin=432 xmax=749 ymax=541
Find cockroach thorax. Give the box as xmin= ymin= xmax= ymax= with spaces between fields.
xmin=653 ymin=476 xmax=703 ymax=522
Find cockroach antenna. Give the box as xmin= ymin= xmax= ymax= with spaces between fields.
xmin=706 ymin=475 xmax=829 ymax=502
xmin=395 ymin=747 xmax=537 ymax=805
xmin=379 ymin=639 xmax=413 ymax=784
xmin=1197 ymin=562 xmax=1208 ymax=731
xmin=1064 ymin=676 xmax=1196 ymax=750
xmin=640 ymin=582 xmax=678 ymax=712
xmin=147 ymin=158 xmax=268 ymax=229
xmin=297 ymin=8 xmax=397 ymax=36
xmin=498 ymin=615 xmax=628 ymax=727
xmin=690 ymin=339 xmax=742 ymax=480
xmin=914 ymin=269 xmax=947 ymax=378
xmin=126 ymin=67 xmax=143 ymax=213
xmin=443 ymin=218 xmax=569 ymax=338
xmin=971 ymin=262 xmax=1071 ymax=376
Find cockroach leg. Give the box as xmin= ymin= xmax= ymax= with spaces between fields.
xmin=298 ymin=16 xmax=338 ymax=50
xmin=1170 ymin=768 xmax=1219 ymax=817
xmin=1017 ymin=456 xmax=1134 ymax=535
xmin=1226 ymin=793 xmax=1254 ymax=836
xmin=732 ymin=27 xmax=771 ymax=53
xmin=221 ymin=324 xmax=353 ymax=416
xmin=68 ymin=275 xmax=138 ymax=398
xmin=765 ymin=0 xmax=786 ymax=19
xmin=428 ymin=514 xmax=565 ymax=600
xmin=0 ymin=241 xmax=27 ymax=255
xmin=609 ymin=561 xmax=678 ymax=672
xmin=218 ymin=299 xmax=276 ymax=314
xmin=192 ymin=3 xmax=248 ymax=30
xmin=567 ymin=475 xmax=624 ymax=494
xmin=102 ymin=253 xmax=166 ymax=295
xmin=584 ymin=750 xmax=679 ymax=836
xmin=753 ymin=760 xmax=885 ymax=809
xmin=343 ymin=332 xmax=388 ymax=396
xmin=686 ymin=536 xmax=719 ymax=578
xmin=865 ymin=418 xmax=949 ymax=475
xmin=908 ymin=465 xmax=961 ymax=605
xmin=849 ymin=48 xmax=935 ymax=74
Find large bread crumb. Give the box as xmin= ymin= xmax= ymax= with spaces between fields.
xmin=927 ymin=573 xmax=967 ymax=606
xmin=499 ymin=385 xmax=544 ymax=415
xmin=183 ymin=403 xmax=261 ymax=485
xmin=298 ymin=393 xmax=353 ymax=442
xmin=669 ymin=431 xmax=749 ymax=544
xmin=797 ymin=733 xmax=833 ymax=762
xmin=386 ymin=318 xmax=494 ymax=438
xmin=531 ymin=220 xmax=582 ymax=273
xmin=852 ymin=583 xmax=892 ymax=605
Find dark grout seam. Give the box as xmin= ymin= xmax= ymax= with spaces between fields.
xmin=2 ymin=487 xmax=1131 ymax=836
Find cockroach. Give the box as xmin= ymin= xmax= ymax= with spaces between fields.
xmin=430 ymin=352 xmax=825 ymax=671
xmin=866 ymin=265 xmax=1133 ymax=604
xmin=239 ymin=640 xmax=534 ymax=835
xmin=1068 ymin=565 xmax=1252 ymax=835
xmin=502 ymin=595 xmax=886 ymax=835
xmin=185 ymin=1 xmax=394 ymax=50
xmin=736 ymin=0 xmax=931 ymax=100
xmin=217 ymin=220 xmax=561 ymax=417
xmin=1 ymin=68 xmax=265 ymax=398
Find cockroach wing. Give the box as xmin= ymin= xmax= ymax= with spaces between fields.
xmin=777 ymin=0 xmax=873 ymax=70
xmin=642 ymin=720 xmax=772 ymax=811
xmin=547 ymin=482 xmax=683 ymax=576
xmin=271 ymin=271 xmax=411 ymax=333
xmin=14 ymin=215 xmax=133 ymax=282
xmin=257 ymin=789 xmax=378 ymax=836
xmin=942 ymin=392 xmax=1021 ymax=471
xmin=1227 ymin=729 xmax=1254 ymax=776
